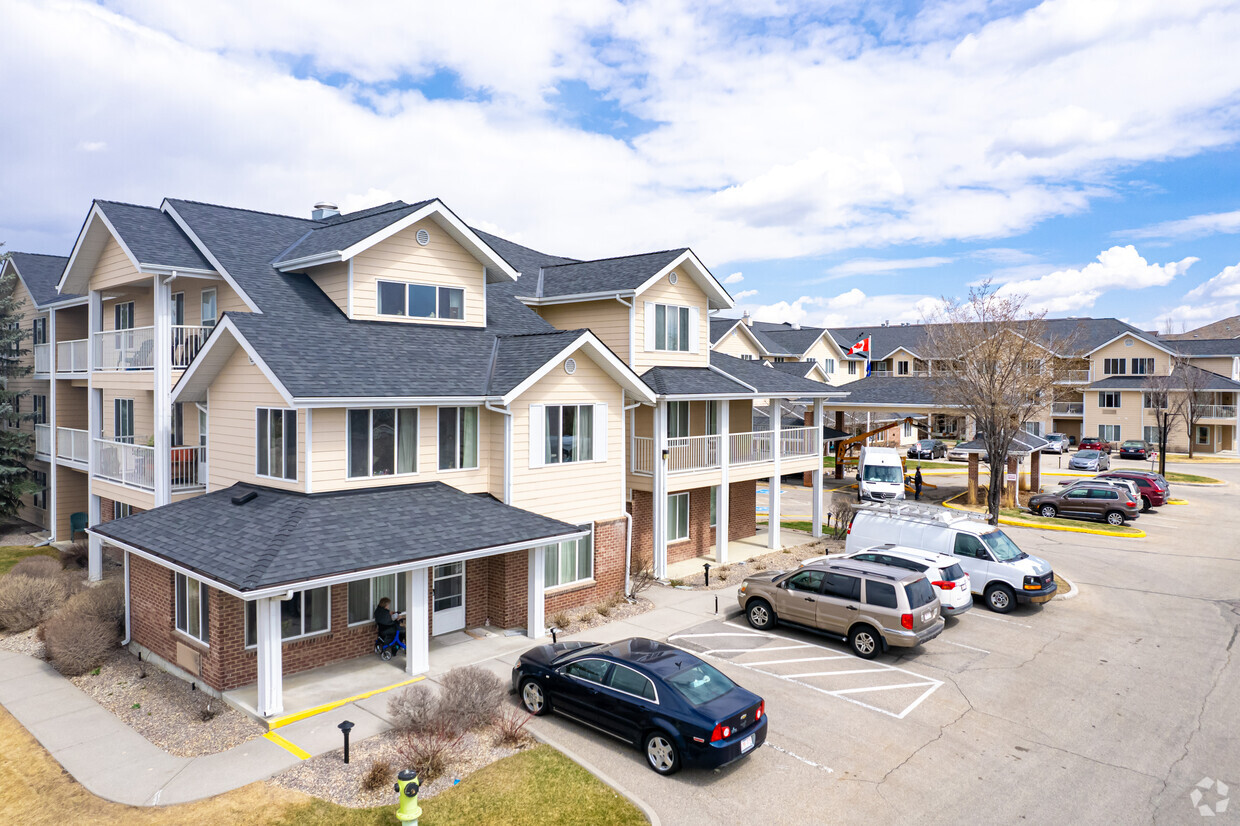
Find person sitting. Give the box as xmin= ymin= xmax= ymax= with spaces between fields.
xmin=374 ymin=597 xmax=402 ymax=644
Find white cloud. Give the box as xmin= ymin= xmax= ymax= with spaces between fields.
xmin=824 ymin=255 xmax=953 ymax=279
xmin=732 ymin=288 xmax=759 ymax=300
xmin=994 ymin=246 xmax=1197 ymax=314
xmin=1123 ymin=209 xmax=1240 ymax=240
xmin=77 ymin=141 xmax=107 ymax=152
xmin=737 ymin=288 xmax=947 ymax=329
xmin=1185 ymin=261 xmax=1240 ymax=301
xmin=1149 ymin=260 xmax=1240 ymax=332
xmin=723 ymin=271 xmax=744 ymax=284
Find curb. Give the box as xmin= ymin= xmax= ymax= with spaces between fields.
xmin=528 ymin=729 xmax=662 ymax=826
xmin=1171 ymin=480 xmax=1226 ymax=487
xmin=942 ymin=494 xmax=1146 ymax=539
xmin=1055 ymin=573 xmax=1079 ymax=600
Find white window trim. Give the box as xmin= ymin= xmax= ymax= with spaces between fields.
xmin=256 ymin=407 xmax=298 ymax=482
xmin=1098 ymin=392 xmax=1121 ymax=409
xmin=346 ymin=407 xmax=420 ymax=479
xmin=644 ymin=301 xmax=699 ymax=353
xmin=436 ymin=406 xmax=480 ymax=472
xmin=667 ymin=492 xmax=690 ymax=544
xmin=201 ymin=288 xmax=218 ymax=327
xmin=539 ymin=403 xmax=605 ymax=466
xmin=346 ymin=575 xmax=409 ymax=627
xmin=544 ymin=525 xmax=595 ymax=589
xmin=709 ymin=485 xmax=718 ymax=529
xmin=376 ymin=279 xmax=467 ymax=322
xmin=1196 ymin=426 xmax=1211 ymax=445
xmin=244 ymin=587 xmax=332 ymax=649
xmin=174 ymin=572 xmax=210 ymax=647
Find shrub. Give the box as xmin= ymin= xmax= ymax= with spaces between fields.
xmin=396 ymin=725 xmax=463 ymax=785
xmin=69 ymin=581 xmax=124 ymax=633
xmin=438 ymin=665 xmax=505 ymax=733
xmin=628 ymin=556 xmax=656 ymax=598
xmin=493 ymin=706 xmax=534 ymax=748
xmin=550 ymin=611 xmax=571 ymax=631
xmin=42 ymin=610 xmax=120 ymax=676
xmin=0 ymin=574 xmax=70 ymax=631
xmin=10 ymin=555 xmax=62 ymax=579
xmin=388 ymin=683 xmax=438 ymax=735
xmin=361 ymin=758 xmax=393 ymax=792
xmin=64 ymin=541 xmax=90 ymax=570
xmin=595 ymin=602 xmax=611 ymax=618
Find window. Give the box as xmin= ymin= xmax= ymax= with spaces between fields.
xmin=113 ymin=501 xmax=132 ymax=519
xmin=347 ymin=574 xmax=408 ymax=625
xmin=1103 ymin=358 xmax=1126 ymax=375
xmin=823 ymin=572 xmax=860 ymax=600
xmin=245 ymin=587 xmax=329 ymax=647
xmin=1144 ymin=426 xmax=1163 ymax=444
xmin=200 ymin=289 xmax=217 ymax=327
xmin=740 ymin=353 xmax=755 ymax=360
xmin=667 ymin=492 xmax=689 ymax=542
xmin=437 ymin=407 xmax=478 ymax=470
xmin=902 ymin=421 xmax=913 ymax=437
xmin=563 ymin=659 xmax=610 ymax=683
xmin=114 ymin=302 xmax=135 ymax=330
xmin=823 ymin=358 xmax=836 ymax=374
xmin=666 ymin=401 xmax=690 ymax=438
xmin=772 ymin=356 xmax=786 ymax=363
xmin=171 ymin=402 xmax=184 ymax=446
xmin=953 ymin=533 xmax=990 ymax=560
xmin=31 ymin=470 xmax=46 ymax=510
xmin=1197 ymin=426 xmax=1211 ymax=445
xmin=1131 ymin=358 xmax=1154 ymax=375
xmin=1099 ymin=424 xmax=1121 ymax=442
xmin=114 ymin=399 xmax=135 ymax=443
xmin=606 ymin=664 xmax=657 ymax=701
xmin=905 ymin=578 xmax=936 ymax=609
xmin=544 ymin=405 xmax=593 ymax=464
xmin=709 ymin=485 xmax=719 ymax=528
xmin=175 ymin=572 xmax=210 ymax=644
xmin=705 ymin=400 xmax=719 ymax=435
xmin=848 ymin=361 xmax=858 ymax=375
xmin=256 ymin=408 xmax=297 ymax=480
xmin=32 ymin=317 xmax=46 ymax=345
xmin=32 ymin=394 xmax=47 ymax=425
xmin=5 ymin=321 xmax=16 ymax=357
xmin=545 ymin=529 xmax=593 ymax=588
xmin=865 ymin=580 xmax=898 ymax=609
xmin=1143 ymin=392 xmax=1163 ymax=409
xmin=1022 ymin=421 xmax=1044 ymax=437
xmin=897 ymin=360 xmax=910 ymax=375
xmin=348 ymin=408 xmax=418 ymax=477
xmin=653 ymin=303 xmax=691 ymax=352
xmin=1098 ymin=392 xmax=1121 ymax=409
xmin=666 ymin=662 xmax=737 ymax=706
xmin=786 ymin=570 xmax=825 ymax=592
xmin=377 ymin=280 xmax=465 ymax=321
xmin=170 ymin=292 xmax=185 ymax=325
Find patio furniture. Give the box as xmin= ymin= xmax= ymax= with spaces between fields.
xmin=69 ymin=511 xmax=88 ymax=539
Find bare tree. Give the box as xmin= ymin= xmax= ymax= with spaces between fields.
xmin=1141 ymin=372 xmax=1183 ymax=477
xmin=1177 ymin=361 xmax=1212 ymax=459
xmin=922 ymin=283 xmax=1076 ymax=525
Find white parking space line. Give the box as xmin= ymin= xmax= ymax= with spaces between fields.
xmin=832 ymin=682 xmax=939 ymax=695
xmin=711 ymin=645 xmax=813 ymax=655
xmin=743 ymin=655 xmax=853 ymax=666
xmin=969 ymin=612 xmax=1033 ymax=629
xmin=786 ymin=668 xmax=889 ymax=677
xmin=942 ymin=639 xmax=991 ymax=654
xmin=764 ymin=742 xmax=834 ymax=773
xmin=671 ymin=631 xmax=767 ymax=639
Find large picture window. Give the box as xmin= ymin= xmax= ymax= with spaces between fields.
xmin=667 ymin=492 xmax=689 ymax=542
xmin=653 ymin=303 xmax=691 ymax=352
xmin=438 ymin=407 xmax=479 ymax=470
xmin=545 ymin=529 xmax=593 ymax=588
xmin=666 ymin=401 xmax=690 ymax=438
xmin=1099 ymin=424 xmax=1121 ymax=442
xmin=377 ymin=280 xmax=465 ymax=321
xmin=347 ymin=574 xmax=408 ymax=625
xmin=245 ymin=587 xmax=329 ymax=647
xmin=114 ymin=398 xmax=135 ymax=443
xmin=175 ymin=572 xmax=210 ymax=644
xmin=1103 ymin=358 xmax=1126 ymax=375
xmin=348 ymin=408 xmax=418 ymax=477
xmin=256 ymin=408 xmax=297 ymax=481
xmin=1131 ymin=358 xmax=1155 ymax=375
xmin=1097 ymin=392 xmax=1121 ymax=409
xmin=544 ymin=405 xmax=593 ymax=464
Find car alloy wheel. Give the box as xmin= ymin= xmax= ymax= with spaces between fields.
xmin=849 ymin=626 xmax=880 ymax=659
xmin=646 ymin=733 xmax=679 ymax=775
xmin=1039 ymin=504 xmax=1057 ymax=518
xmin=747 ymin=600 xmax=774 ymax=630
xmin=1106 ymin=511 xmax=1125 ymax=526
xmin=521 ymin=680 xmax=547 ymax=715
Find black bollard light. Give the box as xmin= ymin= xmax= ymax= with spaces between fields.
xmin=551 ymin=627 xmax=558 ymax=643
xmin=338 ymin=720 xmax=355 ymax=764
xmin=703 ymin=562 xmax=711 ymax=586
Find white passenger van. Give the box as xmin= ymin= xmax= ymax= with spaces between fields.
xmin=845 ymin=502 xmax=1056 ymax=613
xmin=856 ymin=446 xmax=906 ymax=502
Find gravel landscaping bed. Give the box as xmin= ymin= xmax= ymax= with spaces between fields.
xmin=69 ymin=649 xmax=264 ymax=757
xmin=546 ymin=594 xmax=653 ymax=636
xmin=0 ymin=627 xmax=44 ymax=657
xmin=671 ymin=536 xmax=844 ymax=590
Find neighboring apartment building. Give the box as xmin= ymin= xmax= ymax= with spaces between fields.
xmin=12 ymin=196 xmax=837 ymax=717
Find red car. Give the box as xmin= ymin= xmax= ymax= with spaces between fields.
xmin=1078 ymin=437 xmax=1112 ymax=454
xmin=1097 ymin=471 xmax=1168 ymax=511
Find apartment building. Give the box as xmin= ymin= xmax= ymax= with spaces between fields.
xmin=9 ymin=196 xmax=836 ymax=716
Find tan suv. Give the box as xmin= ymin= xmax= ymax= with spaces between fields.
xmin=737 ymin=560 xmax=944 ymax=659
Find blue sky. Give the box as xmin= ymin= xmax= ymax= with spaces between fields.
xmin=3 ymin=0 xmax=1240 ymax=332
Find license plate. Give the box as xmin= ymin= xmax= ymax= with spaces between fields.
xmin=741 ymin=734 xmax=755 ymax=753
xmin=922 ymin=611 xmax=933 ymax=622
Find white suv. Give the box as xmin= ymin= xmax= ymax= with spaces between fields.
xmin=843 ymin=545 xmax=973 ymax=617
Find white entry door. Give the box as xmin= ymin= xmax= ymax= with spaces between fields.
xmin=432 ymin=562 xmax=465 ymax=635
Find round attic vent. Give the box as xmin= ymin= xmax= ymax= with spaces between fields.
xmin=668 ymin=271 xmax=678 ymax=285
xmin=1124 ymin=338 xmax=1134 ymax=346
xmin=416 ymin=229 xmax=430 ymax=246
xmin=564 ymin=358 xmax=577 ymax=375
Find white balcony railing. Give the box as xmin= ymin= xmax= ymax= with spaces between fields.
xmin=56 ymin=427 xmax=90 ymax=464
xmin=94 ymin=327 xmax=155 ymax=371
xmin=34 ymin=424 xmax=51 ymax=457
xmin=56 ymin=339 xmax=89 ymax=373
xmin=1051 ymin=402 xmax=1084 ymax=416
xmin=33 ymin=343 xmax=50 ymax=374
xmin=1198 ymin=405 xmax=1238 ymax=420
xmin=172 ymin=325 xmax=213 ymax=369
xmin=91 ymin=439 xmax=207 ymax=492
xmin=729 ymin=430 xmax=774 ymax=465
xmin=779 ymin=426 xmax=820 ymax=459
xmin=170 ymin=445 xmax=207 ymax=491
xmin=1063 ymin=369 xmax=1091 ymax=383
xmin=869 ymin=369 xmax=931 ymax=379
xmin=666 ymin=434 xmax=721 ymax=473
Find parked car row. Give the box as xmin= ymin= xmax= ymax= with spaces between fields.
xmin=1029 ymin=470 xmax=1170 ymax=524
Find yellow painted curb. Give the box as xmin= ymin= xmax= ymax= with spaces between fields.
xmin=1167 ymin=499 xmax=1189 ymax=505
xmin=267 ymin=675 xmax=425 ymax=730
xmin=263 ymin=731 xmax=311 ymax=760
xmin=942 ymin=493 xmax=1146 ymax=539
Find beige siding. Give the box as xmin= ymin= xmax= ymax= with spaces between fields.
xmin=102 ymin=287 xmax=154 ymax=331
xmin=350 ymin=218 xmax=486 ymax=326
xmin=91 ymin=479 xmax=155 ymax=512
xmin=207 ymin=346 xmax=303 ymax=492
xmin=307 ymin=262 xmax=349 ymax=315
xmin=55 ymin=466 xmax=89 ymax=538
xmin=537 ymin=300 xmax=630 ymax=362
xmin=510 ymin=353 xmax=626 ymax=524
xmin=54 ymin=306 xmax=89 ymax=342
xmin=6 ymin=279 xmax=48 ymax=448
xmin=1186 ymin=356 xmax=1237 ymax=378
xmin=1090 ymin=337 xmax=1172 ymax=377
xmin=714 ymin=327 xmax=764 ymax=360
xmin=172 ymin=280 xmax=246 ymax=326
xmin=801 ymin=335 xmax=847 ymax=382
xmin=633 ymin=275 xmax=710 ymax=370
xmin=91 ymin=236 xmax=143 ymax=291
xmin=1084 ymin=388 xmax=1145 ymax=445
xmin=100 ymin=388 xmax=154 ymax=441
xmin=56 ymin=385 xmax=88 ymax=430
xmin=307 ymin=405 xmax=493 ymax=494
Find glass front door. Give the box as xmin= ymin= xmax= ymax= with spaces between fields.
xmin=431 ymin=562 xmax=465 ymax=635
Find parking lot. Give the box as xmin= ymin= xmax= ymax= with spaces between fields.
xmin=515 ymin=460 xmax=1240 ymax=825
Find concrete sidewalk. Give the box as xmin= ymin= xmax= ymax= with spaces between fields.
xmin=0 ymin=583 xmax=727 ymax=807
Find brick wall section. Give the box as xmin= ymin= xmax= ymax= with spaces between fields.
xmin=545 ymin=516 xmax=626 ymax=615
xmin=629 ymin=480 xmax=757 ymax=568
xmin=629 ymin=491 xmax=653 ymax=570
xmin=730 ymin=479 xmax=757 ymax=541
xmin=98 ymin=497 xmax=145 ymax=523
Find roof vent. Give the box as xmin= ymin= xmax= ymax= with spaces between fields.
xmin=416 ymin=228 xmax=430 ymax=246
xmin=742 ymin=310 xmax=753 ymax=327
xmin=231 ymin=490 xmax=258 ymax=506
xmin=312 ymin=201 xmax=339 ymax=220
xmin=564 ymin=357 xmax=577 ymax=375
xmin=790 ymin=322 xmax=801 ymax=330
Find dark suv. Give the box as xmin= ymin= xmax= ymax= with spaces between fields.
xmin=1098 ymin=470 xmax=1169 ymax=510
xmin=1027 ymin=486 xmax=1140 ymax=525
xmin=1078 ymin=437 xmax=1112 ymax=454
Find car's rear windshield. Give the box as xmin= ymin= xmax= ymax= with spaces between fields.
xmin=1122 ymin=441 xmax=1143 ymax=447
xmin=904 ymin=577 xmax=936 ymax=609
xmin=864 ymin=465 xmax=903 ymax=483
xmin=941 ymin=563 xmax=966 ymax=581
xmin=1076 ymin=450 xmax=1099 ymax=458
xmin=666 ymin=662 xmax=738 ymax=707
xmin=982 ymin=530 xmax=1027 ymax=561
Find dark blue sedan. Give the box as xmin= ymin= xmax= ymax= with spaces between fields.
xmin=511 ymin=637 xmax=767 ymax=776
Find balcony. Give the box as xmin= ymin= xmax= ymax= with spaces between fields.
xmin=1051 ymin=402 xmax=1084 ymax=417
xmin=92 ymin=325 xmax=212 ymax=372
xmin=56 ymin=339 xmax=89 ymax=374
xmin=92 ymin=439 xmax=206 ymax=492
xmin=56 ymin=427 xmax=90 ymax=465
xmin=34 ymin=344 xmax=50 ymax=375
xmin=34 ymin=424 xmax=51 ymax=459
xmin=869 ymin=369 xmax=931 ymax=378
xmin=1061 ymin=370 xmax=1091 ymax=384
xmin=632 ymin=427 xmax=819 ymax=475
xmin=1198 ymin=405 xmax=1238 ymax=420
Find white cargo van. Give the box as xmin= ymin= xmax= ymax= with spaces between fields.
xmin=845 ymin=503 xmax=1056 ymax=613
xmin=856 ymin=446 xmax=906 ymax=502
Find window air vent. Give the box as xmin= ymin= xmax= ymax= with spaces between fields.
xmin=668 ymin=271 xmax=678 ymax=285
xmin=564 ymin=358 xmax=577 ymax=375
xmin=416 ymin=229 xmax=430 ymax=246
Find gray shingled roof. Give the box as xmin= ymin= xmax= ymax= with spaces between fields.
xmin=747 ymin=320 xmax=828 ymax=355
xmin=1089 ymin=363 xmax=1240 ymax=392
xmin=639 ymin=365 xmax=749 ymax=396
xmin=828 ymin=376 xmax=943 ymax=406
xmin=6 ymin=252 xmax=78 ymax=305
xmin=96 ymin=201 xmax=214 ymax=271
xmin=93 ymin=482 xmax=582 ymax=592
xmin=531 ymin=249 xmax=687 ymax=298
xmin=272 ymin=200 xmax=434 ymax=264
xmin=770 ymin=361 xmax=822 ymax=380
xmin=710 ymin=353 xmax=841 ymax=396
xmin=825 ymin=317 xmax=1161 ymax=359
xmin=472 ymin=229 xmax=579 ymax=276
xmin=954 ymin=432 xmax=1050 ymax=455
xmin=1168 ymin=338 xmax=1240 ymax=357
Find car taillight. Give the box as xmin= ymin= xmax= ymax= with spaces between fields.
xmin=1126 ymin=500 xmax=1136 ymax=507
xmin=931 ymin=580 xmax=955 ymax=590
xmin=710 ymin=724 xmax=732 ymax=742
xmin=755 ymin=700 xmax=764 ymax=720
xmin=901 ymin=613 xmax=913 ymax=630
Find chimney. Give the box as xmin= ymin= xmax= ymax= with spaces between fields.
xmin=742 ymin=310 xmax=752 ymax=327
xmin=312 ymin=201 xmax=340 ymax=220
xmin=790 ymin=322 xmax=801 ymax=330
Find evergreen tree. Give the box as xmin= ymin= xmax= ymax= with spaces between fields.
xmin=0 ymin=251 xmax=38 ymax=518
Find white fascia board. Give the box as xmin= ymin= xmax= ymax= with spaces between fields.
xmin=635 ymin=249 xmax=735 ymax=310
xmin=295 ymin=396 xmax=494 ymax=408
xmin=654 ymin=390 xmax=849 ymax=401
xmin=270 ymin=251 xmax=343 ymax=270
xmin=59 ymin=204 xmax=142 ymax=295
xmin=171 ymin=316 xmax=296 ymax=407
xmin=87 ymin=532 xmax=249 ymax=599
xmin=515 ymin=290 xmax=637 ymax=306
xmin=829 ymin=401 xmax=941 ymax=409
xmin=708 ymin=318 xmax=743 ymax=350
xmin=42 ymin=296 xmax=90 ymax=310
xmin=1084 ymin=330 xmax=1179 ymax=358
xmin=500 ymin=332 xmax=657 ymax=406
xmin=138 ymin=265 xmax=220 ymax=278
xmin=160 ymin=201 xmax=262 ymax=313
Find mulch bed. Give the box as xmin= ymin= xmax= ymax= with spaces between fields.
xmin=545 ymin=594 xmax=653 ymax=636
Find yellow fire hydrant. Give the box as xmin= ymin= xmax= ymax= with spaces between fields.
xmin=394 ymin=769 xmax=422 ymax=824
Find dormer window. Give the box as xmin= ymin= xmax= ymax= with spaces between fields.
xmin=378 ymin=280 xmax=465 ymax=321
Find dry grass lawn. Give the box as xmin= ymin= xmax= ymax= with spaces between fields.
xmin=0 ymin=545 xmax=59 ymax=575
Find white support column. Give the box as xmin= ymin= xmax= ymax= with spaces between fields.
xmin=47 ymin=308 xmax=58 ymax=541
xmin=87 ymin=495 xmax=102 ymax=581
xmin=812 ymin=399 xmax=824 ymax=538
xmin=152 ymin=277 xmax=172 ymax=507
xmin=652 ymin=400 xmax=668 ymax=579
xmin=715 ymin=400 xmax=730 ymax=563
xmin=87 ymin=292 xmax=102 ymax=580
xmin=255 ymin=597 xmax=283 ymax=718
xmin=768 ymin=398 xmax=782 ymax=549
xmin=527 ymin=546 xmax=546 ymax=639
xmin=406 ymin=568 xmax=430 ymax=675
xmin=503 ymin=406 xmax=513 ymax=505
